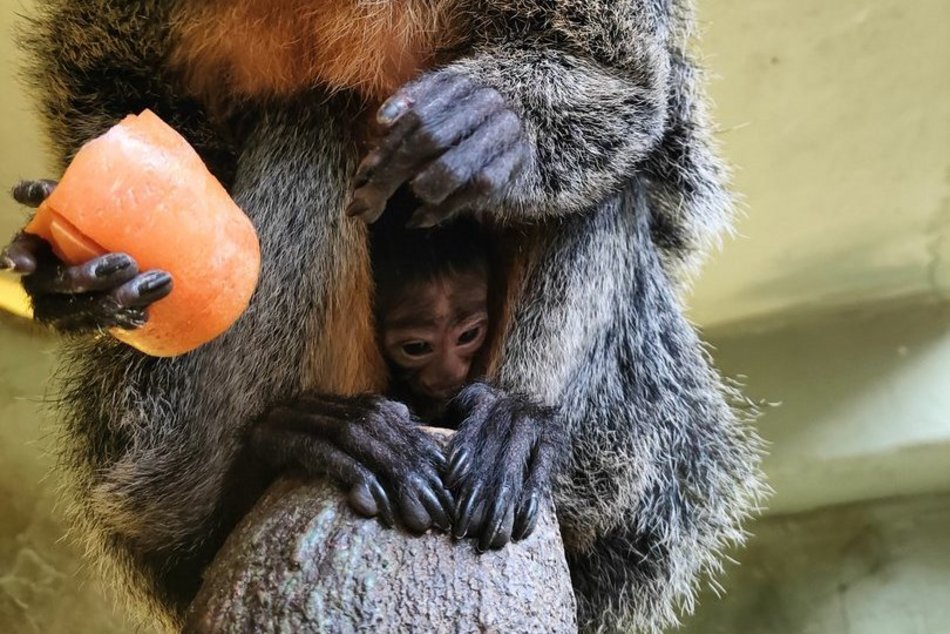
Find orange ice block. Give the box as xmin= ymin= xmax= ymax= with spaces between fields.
xmin=25 ymin=110 xmax=260 ymax=357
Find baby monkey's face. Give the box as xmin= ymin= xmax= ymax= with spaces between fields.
xmin=381 ymin=272 xmax=488 ymax=402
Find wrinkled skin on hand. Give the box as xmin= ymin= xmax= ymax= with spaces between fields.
xmin=252 ymin=392 xmax=455 ymax=535
xmin=443 ymin=382 xmax=566 ymax=552
xmin=348 ymin=71 xmax=530 ymax=228
xmin=2 ymin=179 xmax=172 ymax=331
xmin=252 ymin=385 xmax=563 ymax=551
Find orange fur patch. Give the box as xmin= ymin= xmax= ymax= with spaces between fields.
xmin=477 ymin=225 xmax=542 ymax=381
xmin=302 ymin=220 xmax=389 ymax=396
xmin=171 ymin=0 xmax=460 ymax=104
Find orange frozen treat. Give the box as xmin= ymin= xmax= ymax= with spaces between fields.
xmin=25 ymin=109 xmax=260 ymax=357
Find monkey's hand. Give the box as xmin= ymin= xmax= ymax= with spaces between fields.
xmin=347 ymin=71 xmax=530 ymax=228
xmin=443 ymin=382 xmax=566 ymax=551
xmin=2 ymin=180 xmax=172 ymax=331
xmin=252 ymin=393 xmax=455 ymax=535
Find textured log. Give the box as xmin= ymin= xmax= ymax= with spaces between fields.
xmin=185 ymin=477 xmax=577 ymax=633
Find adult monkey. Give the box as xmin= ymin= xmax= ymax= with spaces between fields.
xmin=3 ymin=1 xmax=764 ymax=632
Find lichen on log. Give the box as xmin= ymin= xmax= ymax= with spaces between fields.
xmin=185 ymin=476 xmax=577 ymax=633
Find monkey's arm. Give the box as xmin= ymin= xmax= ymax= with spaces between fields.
xmin=350 ymin=0 xmax=671 ymax=226
xmin=492 ymin=186 xmax=765 ymax=632
xmin=16 ymin=98 xmax=389 ymax=629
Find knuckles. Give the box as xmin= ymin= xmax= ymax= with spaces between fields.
xmin=353 ymin=70 xmax=529 ymax=227
xmin=264 ymin=385 xmax=559 ymax=547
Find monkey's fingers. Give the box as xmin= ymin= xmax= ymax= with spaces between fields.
xmin=346 ymin=76 xmax=463 ymax=222
xmin=365 ymin=435 xmax=453 ymax=534
xmin=1 ymin=233 xmax=48 ymax=274
xmin=512 ymin=419 xmax=566 ymax=542
xmin=30 ymin=270 xmax=172 ymax=331
xmin=509 ymin=443 xmax=550 ymax=543
xmin=313 ymin=397 xmax=454 ymax=532
xmin=479 ymin=488 xmax=517 ymax=552
xmin=407 ymin=145 xmax=527 ymax=229
xmin=410 ymin=109 xmax=523 ymax=207
xmin=349 ymin=71 xmax=516 ymax=224
xmin=262 ymin=395 xmax=454 ymax=534
xmin=453 ymin=481 xmax=484 ymax=540
xmin=348 ymin=478 xmax=396 ymax=527
xmin=253 ymin=418 xmax=398 ymax=528
xmin=445 ymin=382 xmax=560 ymax=549
xmin=471 ymin=416 xmax=540 ymax=550
xmin=25 ymin=252 xmax=138 ymax=295
xmin=512 ymin=494 xmax=540 ymax=542
xmin=445 ymin=446 xmax=473 ymax=489
xmin=110 ymin=270 xmax=173 ymax=308
xmin=395 ymin=477 xmax=442 ymax=534
xmin=12 ymin=179 xmax=58 ymax=208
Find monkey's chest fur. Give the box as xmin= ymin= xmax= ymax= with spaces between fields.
xmin=172 ymin=0 xmax=462 ymax=104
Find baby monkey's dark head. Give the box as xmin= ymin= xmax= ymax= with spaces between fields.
xmin=371 ymin=216 xmax=491 ymax=406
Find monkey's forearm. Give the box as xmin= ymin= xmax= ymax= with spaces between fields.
xmin=447 ymin=0 xmax=672 ymax=218
xmin=442 ymin=44 xmax=668 ymax=218
xmin=350 ymin=2 xmax=671 ymax=227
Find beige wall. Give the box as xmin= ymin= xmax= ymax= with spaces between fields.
xmin=690 ymin=0 xmax=950 ymax=325
xmin=0 ymin=0 xmax=47 ymax=239
xmin=683 ymin=493 xmax=950 ymax=634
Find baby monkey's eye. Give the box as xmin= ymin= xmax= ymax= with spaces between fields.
xmin=458 ymin=326 xmax=482 ymax=345
xmin=402 ymin=341 xmax=432 ymax=357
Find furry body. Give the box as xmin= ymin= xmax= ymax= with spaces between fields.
xmin=20 ymin=0 xmax=764 ymax=631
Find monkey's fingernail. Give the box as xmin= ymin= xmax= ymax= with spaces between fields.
xmin=352 ymin=173 xmax=369 ymax=189
xmin=377 ymin=97 xmax=411 ymax=126
xmin=1 ymin=251 xmax=35 ymax=274
xmin=138 ymin=271 xmax=172 ymax=294
xmin=354 ymin=152 xmax=384 ymax=183
xmin=95 ymin=254 xmax=133 ymax=277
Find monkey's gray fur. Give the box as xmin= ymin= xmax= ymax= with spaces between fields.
xmin=18 ymin=0 xmax=766 ymax=632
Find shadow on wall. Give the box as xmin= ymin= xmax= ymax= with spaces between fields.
xmin=681 ymin=493 xmax=950 ymax=634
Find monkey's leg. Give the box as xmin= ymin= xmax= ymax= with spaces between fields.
xmin=252 ymin=393 xmax=454 ymax=534
xmin=442 ymin=383 xmax=566 ymax=551
xmin=3 ymin=180 xmax=172 ymax=331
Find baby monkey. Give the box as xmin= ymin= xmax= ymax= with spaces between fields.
xmin=371 ymin=207 xmax=492 ymax=421
xmin=369 ymin=199 xmax=563 ymax=549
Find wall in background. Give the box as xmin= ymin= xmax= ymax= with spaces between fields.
xmin=0 ymin=0 xmax=47 ymax=241
xmin=0 ymin=318 xmax=140 ymax=633
xmin=689 ymin=0 xmax=950 ymax=325
xmin=683 ymin=493 xmax=950 ymax=634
